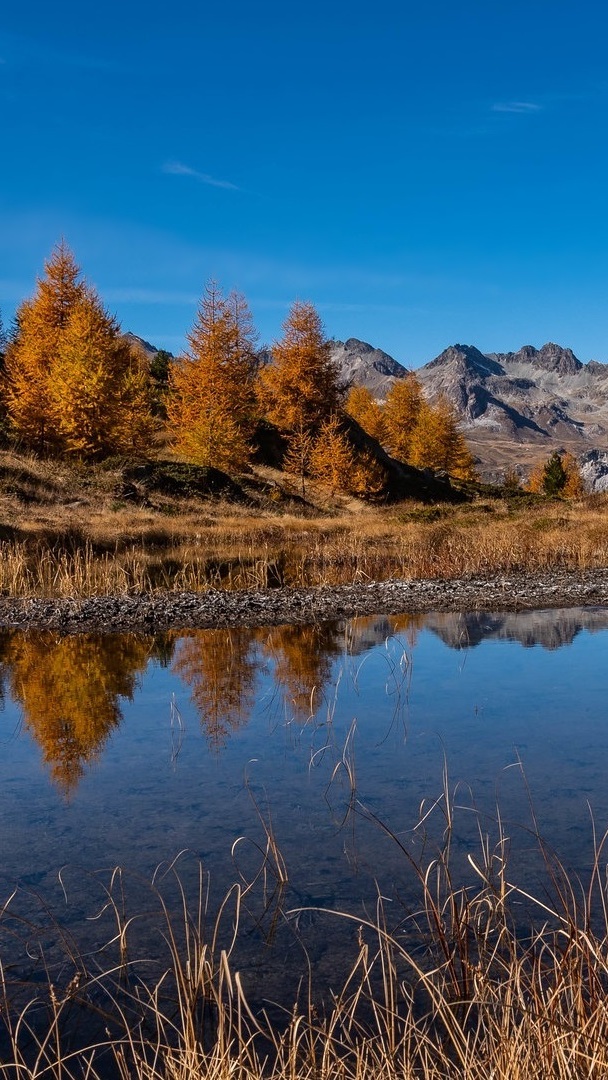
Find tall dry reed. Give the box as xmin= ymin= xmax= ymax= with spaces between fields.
xmin=3 ymin=777 xmax=608 ymax=1079
xmin=1 ymin=500 xmax=608 ymax=596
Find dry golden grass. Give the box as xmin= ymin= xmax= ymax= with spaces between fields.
xmin=1 ymin=450 xmax=608 ymax=596
xmin=4 ymin=780 xmax=608 ymax=1079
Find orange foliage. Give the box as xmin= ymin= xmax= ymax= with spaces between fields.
xmin=525 ymin=463 xmax=544 ymax=493
xmin=4 ymin=243 xmax=85 ymax=451
xmin=309 ymin=413 xmax=356 ymax=494
xmin=282 ymin=422 xmax=315 ymax=497
xmin=561 ymin=452 xmax=585 ymax=498
xmin=4 ymin=243 xmax=153 ymax=458
xmin=382 ymin=378 xmax=476 ymax=480
xmin=409 ymin=397 xmax=477 ymax=480
xmin=171 ymin=628 xmax=258 ymax=748
xmin=258 ymin=302 xmax=342 ymax=435
xmin=167 ymin=283 xmax=258 ymax=470
xmin=260 ymin=623 xmax=341 ymax=720
xmin=349 ymin=449 xmax=388 ymax=499
xmin=308 ymin=413 xmax=388 ymax=499
xmin=383 ymin=375 xmax=423 ymax=462
xmin=51 ymin=288 xmax=154 ymax=457
xmin=345 ymin=385 xmax=385 ymax=441
xmin=527 ymin=451 xmax=585 ymax=497
xmin=2 ymin=631 xmax=149 ymax=795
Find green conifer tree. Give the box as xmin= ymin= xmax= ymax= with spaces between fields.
xmin=541 ymin=451 xmax=567 ymax=495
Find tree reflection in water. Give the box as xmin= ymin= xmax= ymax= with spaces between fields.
xmin=2 ymin=606 xmax=591 ymax=796
xmin=259 ymin=622 xmax=342 ymax=720
xmin=0 ymin=631 xmax=151 ymax=795
xmin=170 ymin=628 xmax=258 ymax=749
xmin=0 ymin=617 xmax=425 ymax=792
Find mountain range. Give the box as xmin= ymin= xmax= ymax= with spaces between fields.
xmin=329 ymin=338 xmax=608 ymax=484
xmin=126 ymin=331 xmax=608 ymax=487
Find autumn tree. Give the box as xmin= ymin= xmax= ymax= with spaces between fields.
xmin=167 ymin=283 xmax=258 ymax=471
xmin=49 ymin=287 xmax=154 ymax=457
xmin=350 ymin=448 xmax=389 ymax=499
xmin=409 ymin=397 xmax=477 ymax=480
xmin=4 ymin=243 xmax=154 ymax=458
xmin=283 ymin=421 xmax=315 ymax=497
xmin=527 ymin=450 xmax=583 ymax=497
xmin=309 ymin=413 xmax=356 ymax=494
xmin=345 ymin=385 xmax=385 ymax=442
xmin=305 ymin=413 xmax=389 ymax=499
xmin=561 ymin=452 xmax=585 ymax=498
xmin=382 ymin=374 xmax=423 ymax=462
xmin=260 ymin=623 xmax=341 ymax=721
xmin=258 ymin=301 xmax=342 ymax=437
xmin=4 ymin=242 xmax=86 ymax=451
xmin=525 ymin=462 xmax=544 ymax=493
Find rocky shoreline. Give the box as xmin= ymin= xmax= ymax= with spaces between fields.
xmin=0 ymin=569 xmax=608 ymax=634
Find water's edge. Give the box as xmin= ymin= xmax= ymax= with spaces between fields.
xmin=1 ymin=568 xmax=608 ymax=633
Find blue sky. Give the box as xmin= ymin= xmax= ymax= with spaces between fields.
xmin=1 ymin=0 xmax=607 ymax=366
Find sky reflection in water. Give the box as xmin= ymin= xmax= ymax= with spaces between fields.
xmin=0 ymin=607 xmax=607 ymax=991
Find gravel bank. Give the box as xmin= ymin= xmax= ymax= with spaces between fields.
xmin=0 ymin=569 xmax=607 ymax=633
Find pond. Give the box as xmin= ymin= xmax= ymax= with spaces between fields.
xmin=1 ymin=606 xmax=608 ymax=1012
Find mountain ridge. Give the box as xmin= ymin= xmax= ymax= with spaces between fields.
xmin=328 ymin=336 xmax=608 ymax=482
xmin=127 ymin=329 xmax=608 ymax=485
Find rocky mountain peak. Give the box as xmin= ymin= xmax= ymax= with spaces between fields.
xmin=329 ymin=338 xmax=409 ymax=396
xmin=427 ymin=344 xmax=505 ymax=378
xmin=123 ymin=332 xmax=162 ymax=358
xmin=534 ymin=343 xmax=583 ymax=375
xmin=491 ymin=342 xmax=583 ymax=376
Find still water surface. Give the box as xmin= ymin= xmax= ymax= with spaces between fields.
xmin=1 ymin=607 xmax=607 ymax=1001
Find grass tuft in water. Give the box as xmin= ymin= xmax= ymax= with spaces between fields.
xmin=3 ymin=776 xmax=608 ymax=1078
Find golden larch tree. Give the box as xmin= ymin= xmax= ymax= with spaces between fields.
xmin=260 ymin=623 xmax=341 ymax=721
xmin=350 ymin=448 xmax=389 ymax=500
xmin=409 ymin=397 xmax=477 ymax=479
xmin=309 ymin=412 xmax=356 ymax=494
xmin=50 ymin=287 xmax=154 ymax=458
xmin=307 ymin=414 xmax=389 ymax=500
xmin=167 ymin=283 xmax=258 ymax=471
xmin=382 ymin=374 xmax=423 ymax=462
xmin=345 ymin=385 xmax=385 ymax=442
xmin=561 ymin=452 xmax=585 ymax=498
xmin=4 ymin=242 xmax=86 ymax=451
xmin=282 ymin=421 xmax=315 ymax=497
xmin=525 ymin=462 xmax=544 ymax=493
xmin=258 ymin=301 xmax=342 ymax=435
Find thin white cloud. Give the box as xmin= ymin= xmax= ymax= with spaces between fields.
xmin=162 ymin=160 xmax=240 ymax=191
xmin=492 ymin=101 xmax=542 ymax=114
